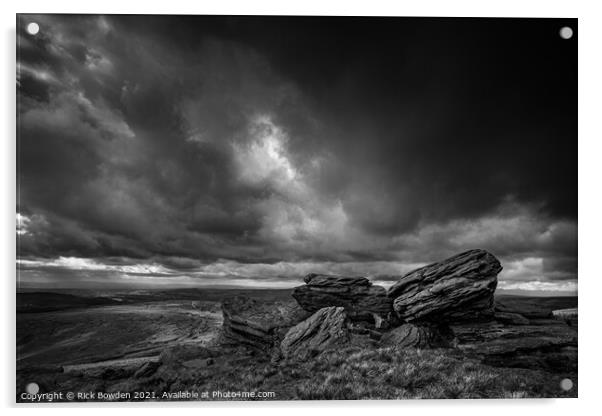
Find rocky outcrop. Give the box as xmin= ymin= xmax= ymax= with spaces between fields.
xmin=215 ymin=250 xmax=577 ymax=376
xmin=552 ymin=308 xmax=578 ymax=327
xmin=280 ymin=306 xmax=349 ymax=360
xmin=387 ymin=249 xmax=502 ymax=322
xmin=380 ymin=323 xmax=455 ymax=349
xmin=222 ymin=296 xmax=310 ymax=350
xmin=292 ymin=273 xmax=392 ymax=322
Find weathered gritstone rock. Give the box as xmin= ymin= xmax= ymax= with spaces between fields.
xmin=221 ymin=296 xmax=310 ymax=350
xmin=552 ymin=308 xmax=578 ymax=325
xmin=388 ymin=249 xmax=502 ymax=322
xmin=494 ymin=312 xmax=530 ymax=325
xmin=292 ymin=273 xmax=392 ymax=322
xmin=133 ymin=360 xmax=161 ymax=378
xmin=62 ymin=356 xmax=161 ymax=379
xmin=281 ymin=306 xmax=350 ymax=360
xmin=380 ymin=323 xmax=455 ymax=349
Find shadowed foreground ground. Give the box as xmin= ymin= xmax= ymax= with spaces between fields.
xmin=16 ymin=289 xmax=577 ymax=401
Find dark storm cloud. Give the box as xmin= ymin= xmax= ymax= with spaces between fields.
xmin=17 ymin=15 xmax=577 ymax=289
xmin=18 ymin=14 xmax=308 ymax=261
xmin=168 ymin=17 xmax=577 ymax=223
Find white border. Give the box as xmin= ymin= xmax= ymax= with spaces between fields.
xmin=2 ymin=1 xmax=601 ymax=415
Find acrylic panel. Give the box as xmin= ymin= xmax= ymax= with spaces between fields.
xmin=16 ymin=14 xmax=577 ymax=402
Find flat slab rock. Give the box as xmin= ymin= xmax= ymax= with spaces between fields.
xmin=281 ymin=306 xmax=349 ymax=360
xmin=380 ymin=323 xmax=454 ymax=349
xmin=552 ymin=308 xmax=578 ymax=327
xmin=221 ymin=296 xmax=310 ymax=350
xmin=292 ymin=273 xmax=392 ymax=321
xmin=387 ymin=249 xmax=502 ymax=322
xmin=62 ymin=356 xmax=160 ymax=379
xmin=494 ymin=312 xmax=530 ymax=325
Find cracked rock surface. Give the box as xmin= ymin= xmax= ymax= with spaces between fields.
xmin=388 ymin=249 xmax=502 ymax=322
xmin=280 ymin=306 xmax=349 ymax=360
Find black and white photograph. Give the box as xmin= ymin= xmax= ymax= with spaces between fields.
xmin=16 ymin=14 xmax=577 ymax=401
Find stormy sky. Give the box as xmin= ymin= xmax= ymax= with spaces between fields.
xmin=17 ymin=15 xmax=577 ymax=293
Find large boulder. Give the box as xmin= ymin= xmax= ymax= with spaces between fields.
xmin=280 ymin=306 xmax=350 ymax=360
xmin=221 ymin=296 xmax=310 ymax=350
xmin=292 ymin=273 xmax=392 ymax=322
xmin=380 ymin=323 xmax=455 ymax=349
xmin=388 ymin=249 xmax=502 ymax=322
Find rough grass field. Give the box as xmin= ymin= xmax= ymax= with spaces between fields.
xmin=169 ymin=345 xmax=575 ymax=400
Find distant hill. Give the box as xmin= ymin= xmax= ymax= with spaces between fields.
xmin=16 ymin=288 xmax=294 ymax=313
xmin=16 ymin=292 xmax=118 ymax=313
